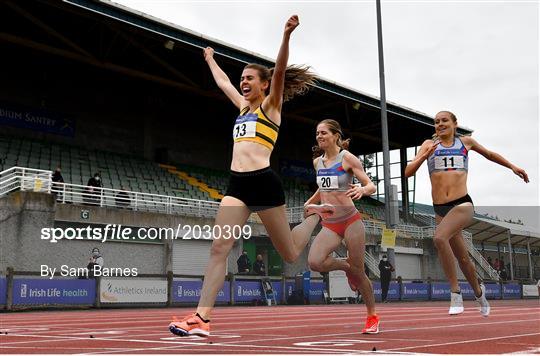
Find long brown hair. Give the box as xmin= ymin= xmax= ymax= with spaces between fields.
xmin=244 ymin=63 xmax=316 ymax=102
xmin=312 ymin=119 xmax=351 ymax=158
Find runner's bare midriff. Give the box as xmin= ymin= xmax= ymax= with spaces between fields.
xmin=430 ymin=170 xmax=468 ymax=204
xmin=320 ymin=191 xmax=356 ymax=219
xmin=230 ymin=141 xmax=272 ymax=172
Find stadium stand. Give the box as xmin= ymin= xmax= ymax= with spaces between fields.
xmin=0 ymin=134 xmax=419 ymax=228
xmin=0 ymin=136 xmax=325 ymax=208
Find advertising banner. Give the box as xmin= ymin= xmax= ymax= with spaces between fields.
xmin=503 ymin=284 xmax=521 ymax=299
xmin=0 ymin=278 xmax=8 ymax=304
xmin=401 ymin=283 xmax=430 ymax=300
xmin=372 ymin=281 xmax=400 ymax=301
xmin=12 ymin=278 xmax=95 ymax=305
xmin=172 ymin=280 xmax=230 ymax=303
xmin=100 ymin=278 xmax=167 ymax=303
xmin=233 ymin=280 xmax=282 ymax=303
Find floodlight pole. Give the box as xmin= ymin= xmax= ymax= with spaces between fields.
xmin=376 ymin=0 xmax=396 ymax=275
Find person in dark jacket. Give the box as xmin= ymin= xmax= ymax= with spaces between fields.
xmin=253 ymin=254 xmax=266 ymax=276
xmin=85 ymin=172 xmax=102 ymax=205
xmin=236 ymin=250 xmax=250 ymax=274
xmin=52 ymin=166 xmax=64 ymax=201
xmin=378 ymin=255 xmax=394 ymax=302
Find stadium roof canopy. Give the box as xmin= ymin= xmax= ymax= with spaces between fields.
xmin=1 ymin=0 xmax=472 ymax=155
xmin=466 ymin=217 xmax=540 ymax=248
xmin=410 ymin=202 xmax=540 ymax=247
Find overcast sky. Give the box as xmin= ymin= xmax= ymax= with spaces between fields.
xmin=114 ymin=0 xmax=539 ymax=226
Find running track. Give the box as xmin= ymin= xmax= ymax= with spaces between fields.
xmin=1 ymin=299 xmax=539 ymax=354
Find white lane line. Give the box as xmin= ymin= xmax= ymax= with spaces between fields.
xmin=2 ymin=307 xmax=536 ymax=334
xmin=3 ymin=305 xmax=536 ymax=326
xmin=1 ymin=314 xmax=538 ymax=347
xmin=504 ymin=346 xmax=540 ymax=354
xmin=23 ymin=317 xmax=539 ymax=355
xmin=383 ymin=332 xmax=540 ymax=352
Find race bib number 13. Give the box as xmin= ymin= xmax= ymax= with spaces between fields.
xmin=233 ymin=120 xmax=256 ymax=139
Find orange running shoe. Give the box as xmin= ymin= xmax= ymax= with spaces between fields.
xmin=169 ymin=314 xmax=210 ymax=337
xmin=361 ymin=314 xmax=380 ymax=334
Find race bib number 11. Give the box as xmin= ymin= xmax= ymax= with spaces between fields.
xmin=434 ymin=155 xmax=464 ymax=170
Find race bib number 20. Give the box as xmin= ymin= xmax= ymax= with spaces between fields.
xmin=317 ymin=175 xmax=339 ymax=189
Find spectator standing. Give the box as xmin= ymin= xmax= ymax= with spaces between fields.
xmin=236 ymin=250 xmax=250 ymax=274
xmin=378 ymin=254 xmax=394 ymax=303
xmin=87 ymin=247 xmax=104 ymax=278
xmin=51 ymin=166 xmax=64 ymax=201
xmin=253 ymin=254 xmax=266 ymax=276
xmin=85 ymin=172 xmax=102 ymax=205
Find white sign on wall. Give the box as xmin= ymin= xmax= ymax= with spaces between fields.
xmin=100 ymin=278 xmax=167 ymax=303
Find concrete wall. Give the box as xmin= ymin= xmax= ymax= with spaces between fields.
xmin=0 ymin=193 xmax=271 ymax=276
xmin=2 ymin=192 xmax=504 ymax=281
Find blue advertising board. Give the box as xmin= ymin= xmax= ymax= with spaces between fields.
xmin=172 ymin=280 xmax=230 ymax=303
xmin=458 ymin=282 xmax=476 ymax=300
xmin=0 ymin=278 xmax=6 ymax=304
xmin=0 ymin=103 xmax=75 ymax=137
xmin=431 ymin=282 xmax=477 ymax=300
xmin=372 ymin=282 xmax=400 ymax=301
xmin=12 ymin=279 xmax=95 ymax=305
xmin=233 ymin=280 xmax=283 ymax=303
xmin=285 ymin=281 xmax=295 ymax=298
xmin=503 ymin=283 xmax=521 ymax=299
xmin=484 ymin=283 xmax=501 ymax=299
xmin=308 ymin=280 xmax=325 ymax=303
xmin=431 ymin=282 xmax=450 ymax=300
xmin=401 ymin=283 xmax=430 ymax=300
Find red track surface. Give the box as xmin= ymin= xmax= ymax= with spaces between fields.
xmin=1 ymin=299 xmax=539 ymax=354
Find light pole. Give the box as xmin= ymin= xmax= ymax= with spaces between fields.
xmin=376 ymin=0 xmax=397 ymax=275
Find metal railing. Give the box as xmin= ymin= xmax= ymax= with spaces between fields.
xmin=0 ymin=167 xmax=52 ymax=196
xmin=0 ymin=166 xmax=503 ymax=279
xmin=463 ymin=233 xmax=500 ymax=281
xmin=0 ymin=167 xmax=298 ymax=223
xmin=364 ymin=250 xmax=381 ymax=278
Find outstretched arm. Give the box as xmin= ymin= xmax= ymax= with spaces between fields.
xmin=404 ymin=139 xmax=438 ymax=178
xmin=463 ymin=136 xmax=529 ymax=183
xmin=265 ymin=15 xmax=299 ymax=111
xmin=343 ymin=152 xmax=376 ymax=200
xmin=203 ymin=47 xmax=244 ymax=109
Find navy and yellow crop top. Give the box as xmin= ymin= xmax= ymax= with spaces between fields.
xmin=232 ymin=106 xmax=279 ymax=150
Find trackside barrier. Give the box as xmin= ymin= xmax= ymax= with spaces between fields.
xmin=0 ymin=269 xmax=529 ymax=311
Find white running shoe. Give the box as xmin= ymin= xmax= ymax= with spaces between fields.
xmin=475 ymin=283 xmax=490 ymax=317
xmin=449 ymin=291 xmax=464 ymax=315
xmin=305 ymin=204 xmax=335 ymax=220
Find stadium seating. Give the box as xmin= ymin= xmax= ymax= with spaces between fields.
xmin=0 ymin=136 xmax=315 ymax=206
xmin=0 ymin=135 xmax=419 ymax=226
xmin=0 ymin=136 xmax=197 ymax=199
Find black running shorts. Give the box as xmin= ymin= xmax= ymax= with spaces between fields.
xmin=433 ymin=194 xmax=474 ymax=218
xmin=225 ymin=167 xmax=286 ymax=212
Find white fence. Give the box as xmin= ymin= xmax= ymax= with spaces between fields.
xmin=0 ymin=166 xmax=500 ymax=280
xmin=0 ymin=167 xmax=52 ymax=196
xmin=0 ymin=167 xmax=474 ymax=236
